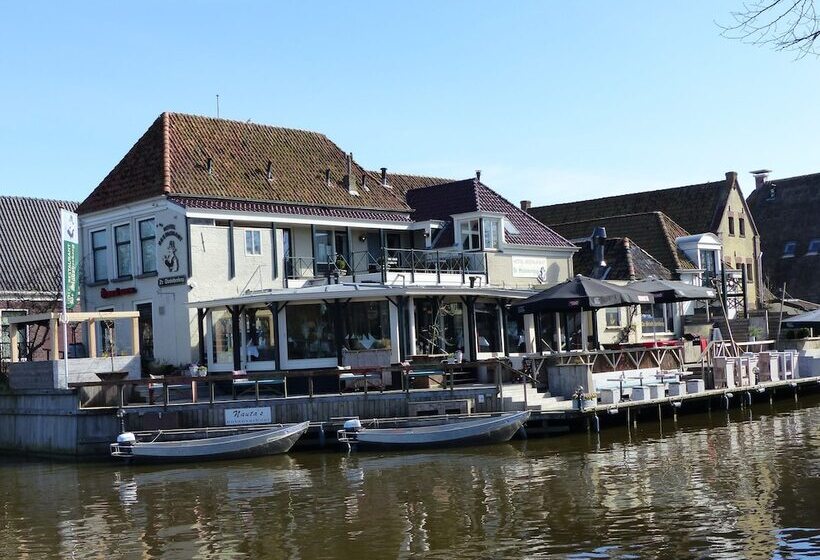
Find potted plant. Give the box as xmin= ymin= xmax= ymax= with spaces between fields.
xmin=335 ymin=254 xmax=348 ymax=275
xmin=748 ymin=326 xmax=763 ymax=342
xmin=573 ymin=386 xmax=598 ymax=409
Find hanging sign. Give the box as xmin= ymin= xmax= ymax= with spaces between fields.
xmin=60 ymin=209 xmax=80 ymax=310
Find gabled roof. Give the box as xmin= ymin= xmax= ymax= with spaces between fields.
xmin=747 ymin=171 xmax=820 ymax=303
xmin=0 ymin=197 xmax=78 ymax=295
xmin=405 ymin=179 xmax=574 ymax=248
xmin=573 ymin=237 xmax=673 ymax=281
xmin=78 ymin=113 xmax=411 ymax=216
xmin=530 ymin=173 xmax=739 ymax=235
xmin=378 ymin=172 xmax=455 ymax=197
xmin=545 ymin=212 xmax=695 ymax=275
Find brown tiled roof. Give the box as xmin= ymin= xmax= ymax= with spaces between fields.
xmin=79 ymin=113 xmax=411 ymax=215
xmin=530 ymin=174 xmax=737 ymax=235
xmin=378 ymin=172 xmax=455 ymax=197
xmin=547 ymin=212 xmax=695 ymax=275
xmin=406 ymin=179 xmax=574 ymax=248
xmin=573 ymin=237 xmax=672 ymax=281
xmin=747 ymin=172 xmax=820 ymax=303
xmin=0 ymin=197 xmax=79 ymax=295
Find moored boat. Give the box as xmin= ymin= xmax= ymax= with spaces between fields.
xmin=337 ymin=411 xmax=530 ymax=450
xmin=110 ymin=421 xmax=310 ymax=462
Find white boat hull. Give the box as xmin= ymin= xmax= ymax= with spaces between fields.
xmin=111 ymin=421 xmax=310 ymax=462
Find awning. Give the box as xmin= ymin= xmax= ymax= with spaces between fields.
xmin=512 ymin=275 xmax=654 ymax=314
xmin=627 ymin=278 xmax=716 ymax=303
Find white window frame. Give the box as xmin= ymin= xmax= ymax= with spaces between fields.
xmin=138 ymin=218 xmax=157 ymax=274
xmin=245 ymin=229 xmax=262 ymax=256
xmin=806 ymin=239 xmax=820 ymax=256
xmin=482 ymin=218 xmax=501 ymax=250
xmin=91 ymin=228 xmax=109 ymax=282
xmin=604 ymin=308 xmax=621 ymax=328
xmin=460 ymin=219 xmax=480 ymax=251
xmin=641 ymin=303 xmax=674 ymax=335
xmin=113 ymin=222 xmax=133 ymax=278
xmin=782 ymin=241 xmax=796 ymax=258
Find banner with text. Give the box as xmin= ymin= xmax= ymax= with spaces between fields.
xmin=60 ymin=209 xmax=79 ymax=310
xmin=155 ymin=208 xmax=188 ymax=286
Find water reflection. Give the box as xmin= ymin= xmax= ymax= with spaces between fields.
xmin=0 ymin=395 xmax=818 ymax=559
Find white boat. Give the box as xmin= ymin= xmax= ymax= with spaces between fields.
xmin=110 ymin=421 xmax=310 ymax=462
xmin=337 ymin=411 xmax=530 ymax=450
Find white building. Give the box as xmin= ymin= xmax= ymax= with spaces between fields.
xmin=77 ymin=113 xmax=577 ymax=375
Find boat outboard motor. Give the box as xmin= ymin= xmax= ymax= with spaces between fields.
xmin=343 ymin=418 xmax=362 ymax=433
xmin=117 ymin=432 xmax=136 ymax=446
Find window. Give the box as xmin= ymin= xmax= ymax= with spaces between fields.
xmin=245 ymin=229 xmax=262 ymax=256
xmin=136 ymin=303 xmax=154 ymax=362
xmin=506 ymin=313 xmax=526 ymax=353
xmin=91 ymin=229 xmax=108 ymax=282
xmin=475 ymin=302 xmax=500 ymax=352
xmin=783 ymin=242 xmax=796 ymax=258
xmin=245 ymin=308 xmax=275 ymax=362
xmin=483 ymin=219 xmax=500 ymax=250
xmin=344 ymin=301 xmax=391 ymax=351
xmin=738 ymin=218 xmax=746 ymax=237
xmin=138 ymin=219 xmax=156 ymax=274
xmin=727 ymin=216 xmax=735 ymax=236
xmin=605 ymin=308 xmax=621 ymax=327
xmin=114 ymin=224 xmax=132 ymax=278
xmin=1 ymin=310 xmax=27 ymax=361
xmin=641 ymin=303 xmax=674 ymax=334
xmin=460 ymin=219 xmax=480 ymax=250
xmin=807 ymin=239 xmax=820 ymax=256
xmin=699 ymin=249 xmax=717 ymax=286
xmin=286 ymin=303 xmax=336 ymax=360
xmin=314 ymin=229 xmax=333 ymax=273
xmin=745 ymin=262 xmax=754 ymax=284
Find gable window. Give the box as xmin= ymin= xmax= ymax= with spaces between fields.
xmin=728 ymin=216 xmax=735 ymax=236
xmin=783 ymin=242 xmax=796 ymax=258
xmin=91 ymin=229 xmax=108 ymax=282
xmin=245 ymin=229 xmax=262 ymax=256
xmin=460 ymin=219 xmax=480 ymax=250
xmin=114 ymin=224 xmax=132 ymax=278
xmin=139 ymin=219 xmax=156 ymax=274
xmin=482 ymin=219 xmax=500 ymax=250
xmin=807 ymin=239 xmax=820 ymax=256
xmin=738 ymin=218 xmax=745 ymax=237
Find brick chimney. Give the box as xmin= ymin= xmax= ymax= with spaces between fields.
xmin=520 ymin=200 xmax=532 ymax=212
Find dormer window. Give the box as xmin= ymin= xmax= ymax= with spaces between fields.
xmin=460 ymin=219 xmax=480 ymax=250
xmin=483 ymin=218 xmax=500 ymax=250
xmin=782 ymin=241 xmax=796 ymax=258
xmin=807 ymin=239 xmax=820 ymax=256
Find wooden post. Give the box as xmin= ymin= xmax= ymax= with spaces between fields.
xmin=9 ymin=323 xmax=19 ymax=362
xmin=88 ymin=319 xmax=97 ymax=358
xmin=50 ymin=317 xmax=60 ymax=360
xmin=131 ymin=316 xmax=140 ymax=357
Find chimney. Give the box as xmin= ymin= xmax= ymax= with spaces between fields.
xmin=475 ymin=170 xmax=481 ymax=182
xmin=346 ymin=153 xmax=358 ymax=195
xmin=520 ymin=200 xmax=532 ymax=212
xmin=361 ymin=174 xmax=369 ymax=191
xmin=206 ymin=157 xmax=213 ymax=175
xmin=725 ymin=171 xmax=738 ymax=185
xmin=325 ymin=168 xmax=331 ymax=188
xmin=750 ymin=169 xmax=771 ymax=190
xmin=590 ymin=227 xmax=607 ymax=279
xmin=380 ymin=167 xmax=391 ymax=188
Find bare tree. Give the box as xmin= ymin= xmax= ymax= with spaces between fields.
xmin=722 ymin=0 xmax=820 ymax=57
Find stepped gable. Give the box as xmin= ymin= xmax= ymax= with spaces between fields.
xmin=78 ymin=113 xmax=411 ymax=218
xmin=406 ymin=178 xmax=574 ymax=248
xmin=547 ymin=212 xmax=695 ymax=276
xmin=530 ymin=177 xmax=732 ymax=236
xmin=747 ymin=171 xmax=820 ymax=303
xmin=0 ymin=196 xmax=79 ymax=294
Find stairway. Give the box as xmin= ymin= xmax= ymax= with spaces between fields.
xmin=500 ymin=383 xmax=569 ymax=412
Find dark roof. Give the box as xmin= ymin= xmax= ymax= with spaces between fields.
xmin=378 ymin=172 xmax=455 ymax=197
xmin=747 ymin=172 xmax=820 ymax=303
xmin=405 ymin=179 xmax=574 ymax=249
xmin=0 ymin=197 xmax=79 ymax=295
xmin=530 ymin=173 xmax=739 ymax=235
xmin=574 ymin=237 xmax=672 ymax=281
xmin=545 ymin=212 xmax=695 ymax=275
xmin=79 ymin=112 xmax=411 ymax=216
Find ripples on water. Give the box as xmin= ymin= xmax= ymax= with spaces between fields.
xmin=1 ymin=396 xmax=818 ymax=559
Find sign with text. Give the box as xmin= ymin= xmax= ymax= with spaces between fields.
xmin=60 ymin=209 xmax=79 ymax=309
xmin=155 ymin=208 xmax=187 ymax=283
xmin=225 ymin=407 xmax=272 ymax=426
xmin=511 ymin=256 xmax=549 ymax=281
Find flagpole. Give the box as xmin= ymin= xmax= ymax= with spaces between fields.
xmin=61 ymin=218 xmax=69 ymax=389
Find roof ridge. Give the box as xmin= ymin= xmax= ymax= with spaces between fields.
xmin=168 ymin=193 xmax=412 ymax=214
xmin=552 ymin=210 xmax=670 ymax=227
xmin=165 ymin=111 xmax=331 ymax=138
xmin=654 ymin=212 xmax=685 ymax=270
xmin=162 ymin=112 xmax=171 ymax=193
xmin=622 ymin=237 xmax=637 ymax=280
xmin=0 ymin=195 xmax=78 ymax=206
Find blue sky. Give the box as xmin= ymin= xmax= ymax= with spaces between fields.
xmin=1 ymin=1 xmax=818 ymax=206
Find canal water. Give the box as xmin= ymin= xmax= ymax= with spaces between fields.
xmin=1 ymin=395 xmax=818 ymax=559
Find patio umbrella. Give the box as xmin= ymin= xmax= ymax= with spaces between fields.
xmin=627 ymin=278 xmax=717 ymax=303
xmin=782 ymin=308 xmax=820 ymax=329
xmin=512 ymin=274 xmax=654 ymax=314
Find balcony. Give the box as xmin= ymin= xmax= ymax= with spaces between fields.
xmin=285 ymin=248 xmax=488 ymax=287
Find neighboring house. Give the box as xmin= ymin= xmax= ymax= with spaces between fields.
xmin=0 ymin=197 xmax=79 ymax=366
xmin=746 ymin=170 xmax=820 ymax=304
xmin=77 ymin=112 xmax=576 ymax=373
xmin=528 ymin=171 xmax=762 ymax=309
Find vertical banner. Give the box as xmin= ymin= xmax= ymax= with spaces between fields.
xmin=156 ymin=208 xmax=188 ymax=287
xmin=60 ymin=209 xmax=79 ymax=310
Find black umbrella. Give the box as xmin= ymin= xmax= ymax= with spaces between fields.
xmin=513 ymin=275 xmax=654 ymax=314
xmin=627 ymin=278 xmax=716 ymax=303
